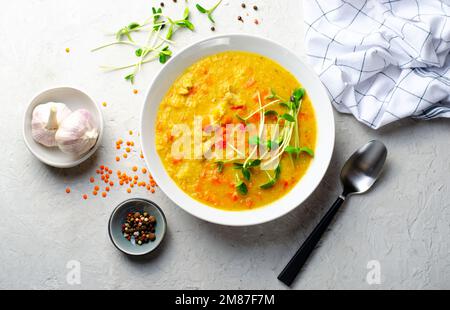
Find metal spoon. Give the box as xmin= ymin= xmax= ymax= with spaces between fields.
xmin=278 ymin=140 xmax=388 ymax=287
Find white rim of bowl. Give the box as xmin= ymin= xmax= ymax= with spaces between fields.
xmin=140 ymin=34 xmax=335 ymax=226
xmin=23 ymin=86 xmax=104 ymax=168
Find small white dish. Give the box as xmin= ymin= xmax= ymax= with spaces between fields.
xmin=23 ymin=87 xmax=103 ymax=168
xmin=140 ymin=34 xmax=335 ymax=226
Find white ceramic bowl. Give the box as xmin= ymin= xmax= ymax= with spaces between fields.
xmin=141 ymin=34 xmax=335 ymax=226
xmin=23 ymin=87 xmax=103 ymax=168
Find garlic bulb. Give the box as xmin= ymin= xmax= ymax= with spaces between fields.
xmin=31 ymin=102 xmax=72 ymax=147
xmin=55 ymin=109 xmax=99 ymax=155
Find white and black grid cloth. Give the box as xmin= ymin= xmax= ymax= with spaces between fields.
xmin=305 ymin=0 xmax=450 ymax=129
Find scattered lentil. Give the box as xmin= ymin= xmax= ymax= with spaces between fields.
xmin=67 ymin=129 xmax=157 ymax=200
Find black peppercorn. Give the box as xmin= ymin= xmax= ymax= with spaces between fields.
xmin=122 ymin=212 xmax=158 ymax=245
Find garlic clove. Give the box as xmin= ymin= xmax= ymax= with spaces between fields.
xmin=31 ymin=102 xmax=72 ymax=147
xmin=55 ymin=109 xmax=99 ymax=155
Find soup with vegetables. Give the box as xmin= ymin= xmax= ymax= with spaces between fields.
xmin=155 ymin=51 xmax=316 ymax=211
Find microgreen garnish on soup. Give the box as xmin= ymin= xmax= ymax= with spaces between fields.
xmin=260 ymin=165 xmax=282 ymax=189
xmin=155 ymin=51 xmax=317 ymax=210
xmin=235 ymin=173 xmax=249 ymax=195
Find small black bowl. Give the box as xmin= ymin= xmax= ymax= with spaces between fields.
xmin=108 ymin=198 xmax=167 ymax=256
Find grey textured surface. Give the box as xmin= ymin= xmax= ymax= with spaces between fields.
xmin=1 ymin=0 xmax=449 ymax=290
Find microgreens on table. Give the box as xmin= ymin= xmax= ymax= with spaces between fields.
xmin=196 ymin=0 xmax=223 ymax=23
xmin=92 ymin=6 xmax=194 ymax=84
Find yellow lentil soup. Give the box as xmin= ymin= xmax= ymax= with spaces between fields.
xmin=155 ymin=51 xmax=316 ymax=211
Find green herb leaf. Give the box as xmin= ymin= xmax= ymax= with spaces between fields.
xmin=291 ymin=88 xmax=305 ymax=109
xmin=285 ymin=146 xmax=298 ymax=154
xmin=259 ymin=164 xmax=281 ymax=189
xmin=299 ymin=147 xmax=314 ymax=157
xmin=195 ymin=0 xmax=222 ymax=24
xmin=135 ymin=48 xmax=143 ymax=57
xmin=285 ymin=146 xmax=315 ymax=157
xmin=195 ymin=4 xmax=207 ymax=13
xmin=246 ymin=159 xmax=261 ymax=168
xmin=158 ymin=46 xmax=172 ymax=64
xmin=280 ymin=113 xmax=296 ymax=122
xmin=159 ymin=47 xmax=172 ymax=64
xmin=207 ymin=13 xmax=215 ymax=23
xmin=152 ymin=7 xmax=163 ymax=31
xmin=183 ymin=7 xmax=190 ymax=20
xmin=249 ymin=136 xmax=260 ymax=146
xmin=276 ymin=136 xmax=284 ymax=145
xmin=260 ymin=179 xmax=276 ymax=189
xmin=166 ymin=24 xmax=174 ymax=40
xmin=267 ymin=88 xmax=277 ymax=100
xmin=177 ymin=20 xmax=195 ymax=30
xmin=216 ymin=161 xmax=224 ymax=173
xmin=233 ymin=163 xmax=244 ymax=169
xmin=242 ymin=168 xmax=251 ymax=181
xmin=124 ymin=73 xmax=135 ymax=84
xmin=264 ymin=110 xmax=278 ymax=117
xmin=236 ymin=181 xmax=248 ymax=195
xmin=279 ymin=102 xmax=292 ymax=109
xmin=128 ymin=22 xmax=140 ymax=30
xmin=159 ymin=54 xmax=168 ymax=64
xmin=274 ymin=164 xmax=282 ymax=180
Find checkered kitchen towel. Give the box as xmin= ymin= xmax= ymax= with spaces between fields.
xmin=304 ymin=0 xmax=450 ymax=129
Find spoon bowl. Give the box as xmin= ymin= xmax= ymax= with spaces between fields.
xmin=341 ymin=140 xmax=387 ymax=196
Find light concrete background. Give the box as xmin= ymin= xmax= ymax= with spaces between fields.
xmin=0 ymin=0 xmax=449 ymax=290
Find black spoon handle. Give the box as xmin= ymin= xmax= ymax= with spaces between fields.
xmin=278 ymin=195 xmax=346 ymax=286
